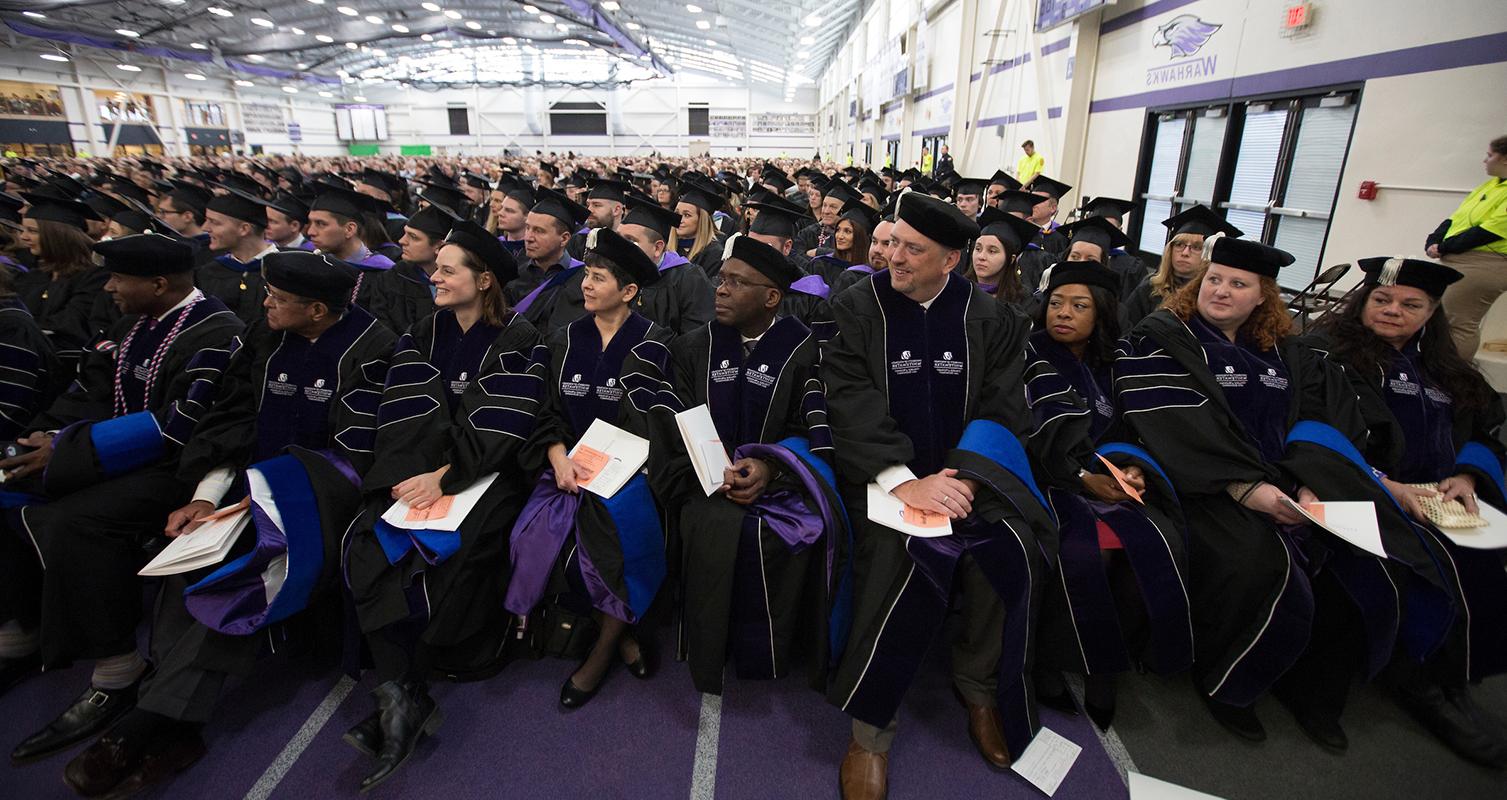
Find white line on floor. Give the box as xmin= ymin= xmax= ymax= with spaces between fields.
xmin=244 ymin=675 xmax=358 ymax=800
xmin=1064 ymin=672 xmax=1137 ymax=783
xmin=690 ymin=691 xmax=723 ymax=800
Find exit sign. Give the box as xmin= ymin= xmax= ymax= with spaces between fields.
xmin=1282 ymin=2 xmax=1313 ymax=31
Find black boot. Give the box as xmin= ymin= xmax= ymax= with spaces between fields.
xmin=343 ymin=711 xmax=382 ymax=758
xmin=1396 ymin=680 xmax=1507 ymax=769
xmin=12 ymin=674 xmax=146 ymax=764
xmin=359 ymin=681 xmax=442 ymax=792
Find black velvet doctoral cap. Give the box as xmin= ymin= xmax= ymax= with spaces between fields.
xmin=93 ymin=231 xmax=196 ymax=276
xmin=676 ymin=177 xmax=725 ymax=215
xmin=894 ymin=189 xmax=980 ymax=250
xmin=1045 ymin=260 xmax=1121 ymax=296
xmin=587 ymin=178 xmax=631 ymax=203
xmin=268 ymin=192 xmax=310 ymax=223
xmin=760 ymin=170 xmax=794 ymax=193
xmin=445 ymin=219 xmax=518 ymax=285
xmin=585 ymin=227 xmax=660 ymax=288
xmin=263 ymin=250 xmax=360 ymax=307
xmin=839 ymin=200 xmax=880 ymax=235
xmin=1357 ymin=256 xmax=1464 ymax=299
xmin=310 ymin=184 xmax=384 ymax=220
xmin=996 ymin=190 xmax=1048 ymax=216
xmin=1207 ymin=235 xmax=1294 ymax=279
xmin=953 ymin=176 xmax=991 ymax=197
xmin=166 ymin=180 xmax=213 ymax=213
xmin=722 ymin=233 xmax=801 ymax=291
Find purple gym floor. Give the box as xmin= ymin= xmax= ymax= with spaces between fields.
xmin=2 ymin=638 xmax=1126 ymax=799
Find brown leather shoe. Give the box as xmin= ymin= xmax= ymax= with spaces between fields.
xmin=839 ymin=739 xmax=888 ymax=800
xmin=63 ymin=731 xmax=204 ymax=799
xmin=964 ymin=702 xmax=1012 ymax=769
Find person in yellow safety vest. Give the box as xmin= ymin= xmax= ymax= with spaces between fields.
xmin=1430 ymin=134 xmax=1507 ymax=357
xmin=920 ymin=147 xmax=933 ymax=176
xmin=1016 ymin=140 xmax=1044 ymax=187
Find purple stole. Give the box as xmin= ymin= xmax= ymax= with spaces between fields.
xmin=704 ymin=318 xmax=809 ymax=447
xmin=658 ymin=251 xmax=691 ymax=272
xmin=873 ymin=271 xmax=973 ymax=475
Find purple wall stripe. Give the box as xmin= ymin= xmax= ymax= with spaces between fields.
xmin=915 ymin=83 xmax=955 ymax=102
xmin=1089 ymin=30 xmax=1507 ymax=114
xmin=1100 ymin=0 xmax=1203 ymax=35
xmin=1041 ymin=37 xmax=1073 ymax=56
xmin=976 ymin=111 xmax=1040 ymax=127
xmin=970 ymin=52 xmax=1033 ymax=83
xmin=911 ymin=125 xmax=950 ymax=137
xmin=1048 ymin=106 xmax=1064 ymax=119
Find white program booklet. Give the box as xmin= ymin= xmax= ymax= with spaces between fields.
xmin=139 ymin=504 xmax=250 ymax=577
xmin=568 ymin=418 xmax=650 ymax=499
xmin=675 ymin=405 xmax=732 ymax=496
xmin=1128 ymin=772 xmax=1226 ymax=799
xmin=1437 ymin=500 xmax=1507 ymax=550
xmin=1010 ymin=726 xmax=1081 ymax=797
xmin=1282 ymin=499 xmax=1387 ymax=559
xmin=380 ymin=473 xmax=499 ymax=532
xmin=865 ymin=482 xmax=953 ymax=538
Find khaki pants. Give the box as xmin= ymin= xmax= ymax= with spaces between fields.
xmin=1441 ymin=250 xmax=1507 ymax=358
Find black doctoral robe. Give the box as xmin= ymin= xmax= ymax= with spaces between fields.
xmin=138 ymin=304 xmax=396 ymax=703
xmin=654 ymin=317 xmax=846 ymax=694
xmin=1316 ymin=332 xmax=1507 ymax=681
xmin=195 ymin=247 xmax=277 ymax=324
xmin=1115 ymin=311 xmax=1448 ymax=706
xmin=504 ymin=313 xmax=676 ymax=626
xmin=17 ymin=265 xmax=110 ymax=371
xmin=346 ymin=309 xmax=547 ymax=671
xmin=822 ymin=269 xmax=1056 ymax=757
xmin=0 ymin=299 xmax=63 ymax=440
xmin=1022 ymin=332 xmax=1193 ymax=678
xmin=360 ymin=260 xmax=436 ymax=336
xmin=7 ymin=295 xmax=243 ymax=665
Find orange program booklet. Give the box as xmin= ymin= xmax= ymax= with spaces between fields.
xmin=1096 ymin=454 xmax=1144 ymax=504
xmin=404 ymin=495 xmax=455 ymax=523
xmin=570 ymin=445 xmax=612 ymax=487
xmin=901 ymin=504 xmax=950 ymax=528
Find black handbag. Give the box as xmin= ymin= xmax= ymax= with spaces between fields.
xmin=530 ymin=600 xmax=599 ymax=660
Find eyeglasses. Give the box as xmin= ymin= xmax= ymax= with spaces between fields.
xmin=263 ymin=286 xmax=312 ymax=307
xmin=712 ymin=274 xmax=777 ymax=291
xmin=1170 ymin=241 xmax=1202 ymax=253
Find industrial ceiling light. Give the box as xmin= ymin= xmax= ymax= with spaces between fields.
xmin=22 ymin=11 xmax=45 ymax=18
xmin=392 ymin=23 xmax=410 ymax=32
xmin=803 ymin=13 xmax=821 ymax=26
xmin=234 ymin=79 xmax=254 ymax=86
xmin=421 ymin=33 xmax=434 ymax=41
xmin=337 ymin=6 xmax=359 ymax=17
xmin=184 ymin=72 xmax=207 ymax=80
xmin=251 ymin=17 xmax=274 ymax=28
xmin=208 ymin=6 xmax=234 ymax=17
xmin=316 ymin=34 xmax=335 ymax=42
xmin=40 ymin=53 xmax=69 ymax=62
xmin=365 ymin=15 xmax=383 ymax=24
xmin=523 ymin=4 xmax=540 ymax=13
xmin=115 ymin=28 xmax=141 ymax=37
xmin=190 ymin=42 xmax=209 ymax=49
xmin=116 ymin=63 xmax=143 ymax=71
xmin=282 ymin=85 xmax=299 ymax=93
xmin=695 ymin=20 xmax=709 ymax=29
xmin=626 ymin=22 xmax=641 ymax=30
xmin=538 ymin=13 xmax=555 ymax=23
xmin=601 ymin=1 xmax=620 ymax=9
xmin=465 ymin=20 xmax=481 ymax=29
xmin=686 ymin=4 xmax=702 ymax=12
xmin=246 ymin=54 xmax=266 ymax=61
xmin=421 ymin=2 xmax=440 ymax=10
xmin=444 ymin=9 xmax=463 ymax=19
xmin=291 ymin=27 xmax=306 ymax=35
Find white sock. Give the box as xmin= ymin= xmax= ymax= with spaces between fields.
xmin=0 ymin=619 xmax=37 ymax=659
xmin=91 ymin=650 xmax=147 ymax=690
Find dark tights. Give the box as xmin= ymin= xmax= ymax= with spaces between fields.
xmin=568 ymin=613 xmax=642 ymax=692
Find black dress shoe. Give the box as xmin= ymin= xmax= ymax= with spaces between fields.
xmin=559 ymin=675 xmax=600 ymax=709
xmin=359 ymin=681 xmax=442 ymax=793
xmin=343 ymin=711 xmax=382 ymax=758
xmin=0 ymin=651 xmax=41 ymax=696
xmin=63 ymin=730 xmax=205 ymax=800
xmin=1397 ymin=681 xmax=1507 ymax=768
xmin=623 ymin=654 xmax=653 ymax=680
xmin=12 ymin=678 xmax=143 ymax=764
xmin=1202 ymin=694 xmax=1266 ymax=742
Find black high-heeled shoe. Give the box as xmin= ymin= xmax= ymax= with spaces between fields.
xmin=559 ymin=675 xmax=601 ymax=709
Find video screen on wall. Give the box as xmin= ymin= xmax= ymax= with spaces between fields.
xmin=334 ymin=104 xmax=388 ymax=141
